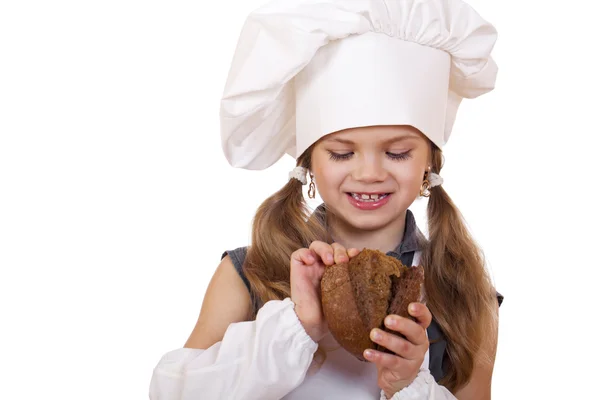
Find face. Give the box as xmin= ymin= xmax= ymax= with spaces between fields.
xmin=310 ymin=125 xmax=430 ymax=232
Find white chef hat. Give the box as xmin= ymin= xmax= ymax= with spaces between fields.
xmin=220 ymin=0 xmax=498 ymax=170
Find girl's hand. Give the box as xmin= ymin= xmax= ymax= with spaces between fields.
xmin=290 ymin=241 xmax=359 ymax=343
xmin=364 ymin=303 xmax=432 ymax=398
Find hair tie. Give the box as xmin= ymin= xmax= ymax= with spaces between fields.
xmin=289 ymin=167 xmax=308 ymax=185
xmin=428 ymin=172 xmax=444 ymax=188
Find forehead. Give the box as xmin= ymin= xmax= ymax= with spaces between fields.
xmin=319 ymin=125 xmax=426 ymax=145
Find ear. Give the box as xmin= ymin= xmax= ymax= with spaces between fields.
xmin=423 ymin=165 xmax=431 ymax=179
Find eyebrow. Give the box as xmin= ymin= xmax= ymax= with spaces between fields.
xmin=325 ymin=136 xmax=418 ymax=145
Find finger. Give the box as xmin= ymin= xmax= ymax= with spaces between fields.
xmin=363 ymin=348 xmax=416 ymax=371
xmin=291 ymin=248 xmax=316 ymax=266
xmin=347 ymin=247 xmax=361 ymax=258
xmin=309 ymin=241 xmax=334 ymax=265
xmin=331 ymin=242 xmax=350 ymax=264
xmin=370 ymin=328 xmax=420 ymax=360
xmin=408 ymin=302 xmax=432 ymax=329
xmin=383 ymin=315 xmax=428 ymax=346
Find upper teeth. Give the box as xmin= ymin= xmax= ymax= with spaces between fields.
xmin=352 ymin=193 xmax=387 ymax=201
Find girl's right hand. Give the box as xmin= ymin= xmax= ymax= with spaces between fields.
xmin=290 ymin=241 xmax=360 ymax=343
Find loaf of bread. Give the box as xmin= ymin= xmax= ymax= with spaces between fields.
xmin=320 ymin=249 xmax=425 ymax=361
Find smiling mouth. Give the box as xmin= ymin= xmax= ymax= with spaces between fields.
xmin=347 ymin=193 xmax=391 ymax=202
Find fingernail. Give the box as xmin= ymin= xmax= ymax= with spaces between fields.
xmin=409 ymin=303 xmax=418 ymax=313
xmin=371 ymin=330 xmax=382 ymax=341
xmin=326 ymin=253 xmax=334 ymax=263
xmin=364 ymin=350 xmax=374 ymax=359
xmin=385 ymin=316 xmax=396 ymax=328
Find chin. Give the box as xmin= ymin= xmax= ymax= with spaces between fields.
xmin=338 ymin=205 xmax=403 ymax=232
xmin=343 ymin=213 xmax=397 ymax=232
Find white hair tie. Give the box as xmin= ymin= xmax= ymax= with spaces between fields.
xmin=428 ymin=172 xmax=444 ymax=188
xmin=288 ymin=166 xmax=308 ymax=185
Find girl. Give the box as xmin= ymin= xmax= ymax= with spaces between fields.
xmin=150 ymin=0 xmax=503 ymax=399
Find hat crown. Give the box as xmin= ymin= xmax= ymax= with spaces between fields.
xmin=220 ymin=0 xmax=498 ymax=170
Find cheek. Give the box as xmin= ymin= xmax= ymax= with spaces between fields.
xmin=399 ymin=175 xmax=422 ymax=193
xmin=316 ymin=167 xmax=346 ymax=193
xmin=311 ymin=154 xmax=346 ymax=193
xmin=393 ymin=163 xmax=426 ymax=192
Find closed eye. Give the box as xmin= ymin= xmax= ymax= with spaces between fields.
xmin=387 ymin=151 xmax=412 ymax=161
xmin=328 ymin=151 xmax=353 ymax=161
xmin=327 ymin=150 xmax=412 ymax=161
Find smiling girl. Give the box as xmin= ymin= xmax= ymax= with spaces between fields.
xmin=150 ymin=1 xmax=502 ymax=399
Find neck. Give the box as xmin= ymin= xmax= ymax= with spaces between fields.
xmin=326 ymin=210 xmax=407 ymax=254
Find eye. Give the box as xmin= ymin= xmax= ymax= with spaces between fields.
xmin=387 ymin=151 xmax=412 ymax=161
xmin=328 ymin=151 xmax=353 ymax=161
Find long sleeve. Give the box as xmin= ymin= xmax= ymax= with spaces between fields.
xmin=149 ymin=298 xmax=318 ymax=400
xmin=380 ymin=369 xmax=456 ymax=400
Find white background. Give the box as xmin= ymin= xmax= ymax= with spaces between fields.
xmin=1 ymin=0 xmax=599 ymax=399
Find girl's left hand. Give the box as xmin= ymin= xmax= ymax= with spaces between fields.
xmin=363 ymin=302 xmax=432 ymax=398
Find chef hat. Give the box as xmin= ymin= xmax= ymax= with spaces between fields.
xmin=220 ymin=0 xmax=498 ymax=170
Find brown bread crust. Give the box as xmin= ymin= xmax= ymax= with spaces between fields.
xmin=377 ymin=264 xmax=425 ymax=353
xmin=321 ymin=249 xmax=424 ymax=361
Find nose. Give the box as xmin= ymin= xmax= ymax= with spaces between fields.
xmin=352 ymin=155 xmax=387 ymax=183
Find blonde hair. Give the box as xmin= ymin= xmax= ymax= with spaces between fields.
xmin=242 ymin=142 xmax=497 ymax=393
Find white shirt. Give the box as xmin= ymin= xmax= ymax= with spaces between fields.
xmin=283 ymin=332 xmax=430 ymax=399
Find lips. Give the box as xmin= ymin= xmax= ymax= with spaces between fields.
xmin=346 ymin=192 xmax=392 ymax=210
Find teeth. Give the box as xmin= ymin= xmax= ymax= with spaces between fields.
xmin=351 ymin=193 xmax=388 ymax=202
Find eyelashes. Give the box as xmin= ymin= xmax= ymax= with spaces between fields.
xmin=386 ymin=151 xmax=412 ymax=161
xmin=328 ymin=151 xmax=353 ymax=161
xmin=327 ymin=151 xmax=412 ymax=161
